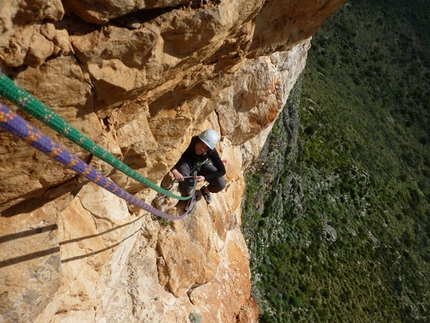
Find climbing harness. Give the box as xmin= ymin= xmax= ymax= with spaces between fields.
xmin=0 ymin=102 xmax=196 ymax=220
xmin=161 ymin=175 xmax=194 ymax=191
xmin=180 ymin=160 xmax=212 ymax=211
xmin=161 ymin=159 xmax=212 ymax=190
xmin=0 ymin=72 xmax=191 ymax=201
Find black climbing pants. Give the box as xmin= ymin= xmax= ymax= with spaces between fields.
xmin=176 ymin=162 xmax=226 ymax=195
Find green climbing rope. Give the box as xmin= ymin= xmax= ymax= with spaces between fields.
xmin=0 ymin=72 xmax=190 ymax=200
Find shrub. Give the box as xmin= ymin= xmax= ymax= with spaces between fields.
xmin=189 ymin=313 xmax=202 ymax=323
xmin=290 ymin=296 xmax=303 ymax=308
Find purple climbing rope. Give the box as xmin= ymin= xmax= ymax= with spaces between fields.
xmin=0 ymin=103 xmax=195 ymax=220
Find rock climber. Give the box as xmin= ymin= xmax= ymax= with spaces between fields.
xmin=171 ymin=129 xmax=226 ymax=205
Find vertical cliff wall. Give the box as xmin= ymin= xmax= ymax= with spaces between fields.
xmin=0 ymin=0 xmax=344 ymax=322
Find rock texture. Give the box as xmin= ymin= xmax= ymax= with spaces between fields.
xmin=0 ymin=0 xmax=344 ymax=322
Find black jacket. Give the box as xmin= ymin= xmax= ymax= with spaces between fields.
xmin=175 ymin=136 xmax=226 ymax=181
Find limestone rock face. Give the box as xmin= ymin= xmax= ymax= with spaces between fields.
xmin=0 ymin=0 xmax=345 ymax=322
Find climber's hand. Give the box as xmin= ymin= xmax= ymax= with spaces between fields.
xmin=196 ymin=175 xmax=205 ymax=183
xmin=172 ymin=169 xmax=184 ymax=182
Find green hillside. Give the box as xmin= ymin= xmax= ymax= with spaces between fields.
xmin=242 ymin=0 xmax=430 ymax=322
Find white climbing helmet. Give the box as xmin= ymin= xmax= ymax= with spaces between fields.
xmin=198 ymin=129 xmax=219 ymax=150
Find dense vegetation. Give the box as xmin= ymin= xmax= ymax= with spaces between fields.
xmin=242 ymin=0 xmax=430 ymax=322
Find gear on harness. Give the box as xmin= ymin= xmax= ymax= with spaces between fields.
xmin=161 ymin=159 xmax=211 ymax=191
xmin=160 ymin=160 xmax=211 ymax=212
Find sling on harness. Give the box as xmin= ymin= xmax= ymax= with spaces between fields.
xmin=161 ymin=159 xmax=211 ymax=191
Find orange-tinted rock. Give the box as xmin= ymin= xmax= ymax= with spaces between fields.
xmin=0 ymin=0 xmax=345 ymax=322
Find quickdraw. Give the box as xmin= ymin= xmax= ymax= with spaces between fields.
xmin=0 ymin=102 xmax=196 ymax=220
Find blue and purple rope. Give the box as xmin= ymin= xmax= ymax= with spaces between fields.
xmin=0 ymin=72 xmax=191 ymax=201
xmin=0 ymin=102 xmax=195 ymax=220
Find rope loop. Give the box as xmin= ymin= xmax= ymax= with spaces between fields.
xmin=0 ymin=102 xmax=195 ymax=220
xmin=0 ymin=72 xmax=191 ymax=200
